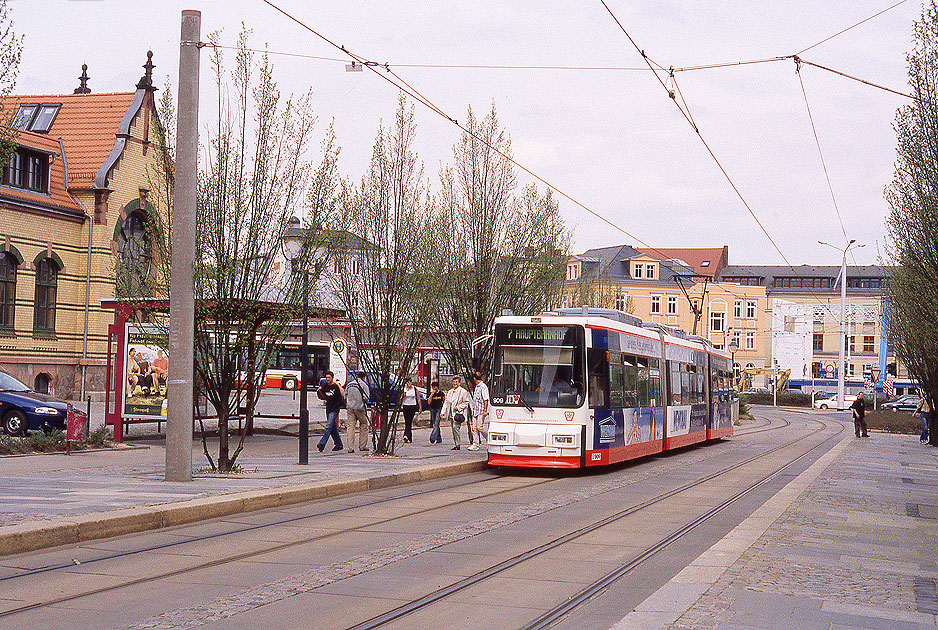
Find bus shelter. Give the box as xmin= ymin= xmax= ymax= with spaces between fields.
xmin=100 ymin=297 xmax=345 ymax=442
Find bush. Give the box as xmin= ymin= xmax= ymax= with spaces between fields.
xmin=865 ymin=410 xmax=921 ymax=434
xmin=737 ymin=397 xmax=750 ymax=416
xmin=739 ymin=392 xmax=813 ymax=407
xmin=86 ymin=425 xmax=112 ymax=446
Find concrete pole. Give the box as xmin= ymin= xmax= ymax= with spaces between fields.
xmin=167 ymin=10 xmax=200 ymax=482
xmin=837 ymin=251 xmax=847 ymax=411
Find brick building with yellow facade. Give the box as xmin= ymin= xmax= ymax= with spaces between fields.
xmin=563 ymin=245 xmax=768 ymax=378
xmin=0 ymin=54 xmax=168 ymax=400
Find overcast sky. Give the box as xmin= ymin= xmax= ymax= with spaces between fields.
xmin=10 ymin=1 xmax=921 ymax=267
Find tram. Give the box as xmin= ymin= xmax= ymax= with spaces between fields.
xmin=487 ymin=307 xmax=736 ymax=469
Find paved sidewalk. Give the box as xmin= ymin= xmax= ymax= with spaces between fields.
xmin=0 ymin=419 xmax=486 ymax=556
xmin=612 ymin=432 xmax=938 ymax=629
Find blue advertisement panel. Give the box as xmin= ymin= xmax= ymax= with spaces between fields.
xmin=690 ymin=404 xmax=708 ymax=432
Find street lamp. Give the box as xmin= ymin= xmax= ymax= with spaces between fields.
xmin=281 ymin=216 xmax=310 ymax=465
xmin=819 ymin=239 xmax=865 ymax=410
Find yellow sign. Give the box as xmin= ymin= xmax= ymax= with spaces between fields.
xmin=332 ymin=338 xmax=347 ymax=355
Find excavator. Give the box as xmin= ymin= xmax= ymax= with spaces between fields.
xmin=734 ymin=367 xmax=791 ymax=393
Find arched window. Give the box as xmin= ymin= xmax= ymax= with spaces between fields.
xmin=117 ymin=211 xmax=151 ymax=295
xmin=34 ymin=372 xmax=50 ymax=394
xmin=33 ymin=257 xmax=58 ymax=332
xmin=0 ymin=252 xmax=15 ymax=329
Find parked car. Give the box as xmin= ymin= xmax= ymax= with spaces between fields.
xmin=360 ymin=372 xmax=429 ymax=409
xmin=814 ymin=393 xmax=857 ymax=410
xmin=881 ymin=394 xmax=922 ymax=412
xmin=745 ymin=387 xmax=772 ymax=394
xmin=0 ymin=369 xmax=69 ymax=435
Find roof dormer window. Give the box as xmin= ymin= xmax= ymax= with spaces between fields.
xmin=3 ymin=149 xmax=50 ymax=193
xmin=12 ymin=103 xmax=61 ymax=133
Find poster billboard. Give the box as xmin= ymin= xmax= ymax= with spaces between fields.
xmin=123 ymin=323 xmax=168 ymax=420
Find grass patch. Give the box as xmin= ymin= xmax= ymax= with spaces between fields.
xmin=739 ymin=392 xmax=813 ymax=407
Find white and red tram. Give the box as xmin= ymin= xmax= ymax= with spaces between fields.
xmin=487 ymin=308 xmax=736 ymax=469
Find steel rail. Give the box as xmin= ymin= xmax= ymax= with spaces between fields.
xmin=0 ymin=470 xmax=505 ymax=582
xmin=521 ymin=416 xmax=846 ymax=629
xmin=348 ymin=414 xmax=838 ymax=630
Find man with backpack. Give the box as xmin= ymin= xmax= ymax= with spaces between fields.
xmin=345 ymin=371 xmax=371 ymax=453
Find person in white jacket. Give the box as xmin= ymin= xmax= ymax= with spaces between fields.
xmin=442 ymin=375 xmax=471 ymax=450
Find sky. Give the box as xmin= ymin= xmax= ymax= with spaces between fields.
xmin=9 ymin=0 xmax=921 ymax=267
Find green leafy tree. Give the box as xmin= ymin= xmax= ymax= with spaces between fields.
xmin=886 ymin=1 xmax=938 ymax=445
xmin=0 ymin=0 xmax=22 ymax=158
xmin=430 ymin=104 xmax=568 ymax=379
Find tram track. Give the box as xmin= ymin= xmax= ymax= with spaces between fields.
xmin=0 ymin=411 xmax=822 ymax=624
xmin=348 ymin=413 xmax=842 ymax=630
xmin=0 ymin=472 xmax=560 ymax=618
xmin=522 ymin=414 xmax=846 ymax=629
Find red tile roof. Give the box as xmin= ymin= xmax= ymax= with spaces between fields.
xmin=1 ymin=92 xmax=137 ymax=188
xmin=637 ymin=246 xmax=728 ymax=278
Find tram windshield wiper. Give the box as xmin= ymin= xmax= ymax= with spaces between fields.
xmin=516 ymin=392 xmax=534 ymax=413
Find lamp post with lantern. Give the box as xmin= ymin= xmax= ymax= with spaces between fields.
xmin=281 ymin=217 xmax=310 ymax=465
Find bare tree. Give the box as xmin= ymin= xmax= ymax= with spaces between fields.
xmin=323 ymin=96 xmax=436 ymax=455
xmin=431 ymin=104 xmax=568 ymax=379
xmin=886 ymin=1 xmax=938 ymax=445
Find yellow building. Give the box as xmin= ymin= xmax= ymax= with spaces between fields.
xmin=0 ymin=54 xmax=168 ymax=399
xmin=563 ymin=245 xmax=768 ymax=377
xmin=719 ymin=265 xmax=901 ymax=392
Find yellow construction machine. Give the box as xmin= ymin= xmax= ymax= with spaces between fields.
xmin=735 ymin=367 xmax=791 ymax=393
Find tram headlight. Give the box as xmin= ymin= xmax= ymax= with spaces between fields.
xmin=489 ymin=433 xmax=508 ymax=443
xmin=553 ymin=435 xmax=575 ymax=445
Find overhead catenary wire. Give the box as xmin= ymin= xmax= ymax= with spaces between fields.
xmin=257 ymin=0 xmax=660 ymax=252
xmin=793 ymin=57 xmax=855 ymax=263
xmin=795 ymin=0 xmax=909 ymax=55
xmin=255 ymin=0 xmax=898 ymax=319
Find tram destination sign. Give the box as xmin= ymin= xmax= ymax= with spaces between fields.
xmin=498 ymin=325 xmax=576 ymax=345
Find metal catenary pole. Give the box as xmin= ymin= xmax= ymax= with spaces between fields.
xmin=167 ymin=10 xmax=200 ymax=482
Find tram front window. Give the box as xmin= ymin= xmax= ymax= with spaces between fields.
xmin=492 ymin=325 xmax=584 ymax=408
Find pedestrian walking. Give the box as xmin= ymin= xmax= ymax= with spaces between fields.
xmin=316 ymin=371 xmax=345 ymax=452
xmin=398 ymin=377 xmax=421 ymax=443
xmin=915 ymin=396 xmax=931 ymax=444
xmin=851 ymin=394 xmax=869 ymax=438
xmin=442 ymin=375 xmax=471 ymax=450
xmin=428 ymin=381 xmax=445 ymax=443
xmin=345 ymin=371 xmax=371 ymax=453
xmin=468 ymin=371 xmax=489 ymax=451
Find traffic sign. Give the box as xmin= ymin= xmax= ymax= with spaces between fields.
xmin=871 ymin=367 xmax=882 ymax=382
xmin=825 ymin=363 xmax=835 ymax=375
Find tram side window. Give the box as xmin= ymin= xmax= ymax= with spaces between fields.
xmin=636 ymin=357 xmax=649 ymax=407
xmin=588 ymin=348 xmax=609 ymax=408
xmin=623 ymin=355 xmax=638 ymax=408
xmin=647 ymin=358 xmax=661 ymax=406
xmin=681 ymin=369 xmax=691 ymax=405
xmin=609 ymin=352 xmax=625 ymax=408
xmin=669 ymin=363 xmax=683 ymax=405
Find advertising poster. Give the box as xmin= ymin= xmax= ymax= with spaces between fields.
xmin=625 ymin=407 xmax=662 ymax=445
xmin=123 ymin=323 xmax=168 ymax=419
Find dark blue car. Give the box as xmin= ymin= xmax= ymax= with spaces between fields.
xmin=0 ymin=369 xmax=68 ymax=435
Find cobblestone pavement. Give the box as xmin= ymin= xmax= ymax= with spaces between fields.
xmin=618 ymin=430 xmax=938 ymax=629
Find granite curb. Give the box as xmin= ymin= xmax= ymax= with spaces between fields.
xmin=0 ymin=458 xmax=488 ymax=557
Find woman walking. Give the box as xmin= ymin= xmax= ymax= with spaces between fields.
xmin=399 ymin=377 xmax=422 ymax=443
xmin=916 ymin=396 xmax=931 ymax=444
xmin=428 ymin=381 xmax=445 ymax=443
